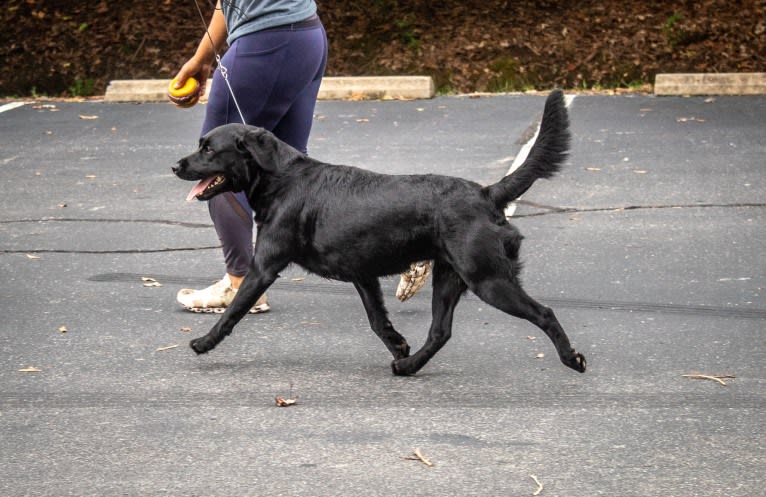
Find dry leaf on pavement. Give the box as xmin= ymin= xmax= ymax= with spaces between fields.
xmin=142 ymin=277 xmax=162 ymax=287
xmin=275 ymin=396 xmax=297 ymax=407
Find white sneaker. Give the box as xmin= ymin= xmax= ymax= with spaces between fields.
xmin=396 ymin=261 xmax=432 ymax=302
xmin=176 ymin=274 xmax=270 ymax=314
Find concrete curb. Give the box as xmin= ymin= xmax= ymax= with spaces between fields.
xmin=104 ymin=76 xmax=435 ymax=102
xmin=655 ymin=73 xmax=766 ymax=96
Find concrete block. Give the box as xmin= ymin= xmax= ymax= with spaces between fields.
xmin=104 ymin=76 xmax=435 ymax=102
xmin=655 ymin=73 xmax=766 ymax=95
xmin=317 ymin=76 xmax=435 ymax=100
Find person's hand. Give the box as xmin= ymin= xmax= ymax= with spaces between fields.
xmin=174 ymin=57 xmax=213 ymax=97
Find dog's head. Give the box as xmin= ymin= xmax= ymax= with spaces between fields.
xmin=173 ymin=123 xmax=292 ymax=201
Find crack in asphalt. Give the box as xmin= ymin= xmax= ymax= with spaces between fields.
xmin=1 ymin=201 xmax=763 ymax=254
xmin=0 ymin=246 xmax=221 ymax=254
xmin=0 ymin=217 xmax=214 ymax=228
xmin=513 ymin=200 xmax=766 ymax=217
xmin=0 ymin=217 xmax=218 ymax=254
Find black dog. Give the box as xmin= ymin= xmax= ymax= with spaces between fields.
xmin=173 ymin=90 xmax=585 ymax=376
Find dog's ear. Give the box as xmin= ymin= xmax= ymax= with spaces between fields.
xmin=239 ymin=127 xmax=302 ymax=172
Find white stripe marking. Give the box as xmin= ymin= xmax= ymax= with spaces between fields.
xmin=504 ymin=94 xmax=575 ymax=218
xmin=0 ymin=102 xmax=26 ymax=114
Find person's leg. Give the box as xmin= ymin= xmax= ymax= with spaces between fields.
xmin=231 ymin=22 xmax=327 ymax=151
xmin=208 ymin=191 xmax=252 ymax=279
xmin=211 ymin=21 xmax=327 ymax=283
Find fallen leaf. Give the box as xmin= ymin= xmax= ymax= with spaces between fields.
xmin=526 ymin=336 xmax=537 ymax=340
xmin=291 ymin=277 xmax=305 ymax=282
xmin=355 ymin=118 xmax=369 ymax=123
xmin=19 ymin=367 xmax=42 ymax=372
xmin=531 ymin=475 xmax=544 ymax=496
xmin=535 ymin=353 xmax=545 ymax=359
xmin=633 ymin=169 xmax=648 ymax=174
xmin=141 ymin=277 xmax=162 ymax=287
xmin=58 ymin=326 xmax=68 ymax=333
xmin=704 ymin=97 xmax=716 ymax=104
xmin=676 ymin=116 xmax=705 ymax=124
xmin=26 ymin=254 xmax=41 ymax=259
xmin=156 ymin=344 xmax=179 ymax=352
xmin=585 ymin=167 xmax=601 ymax=172
xmin=180 ymin=327 xmax=192 ymax=333
xmin=57 ymin=203 xmax=67 ymax=208
xmin=275 ymin=396 xmax=297 ymax=407
xmin=84 ymin=175 xmax=96 ymax=179
xmin=79 ymin=114 xmax=99 ymax=120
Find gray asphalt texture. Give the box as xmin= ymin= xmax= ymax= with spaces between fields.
xmin=1 ymin=93 xmax=764 ymax=496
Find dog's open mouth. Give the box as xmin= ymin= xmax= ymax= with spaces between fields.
xmin=186 ymin=175 xmax=227 ymax=201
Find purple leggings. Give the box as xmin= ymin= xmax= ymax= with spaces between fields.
xmin=201 ymin=17 xmax=327 ymax=276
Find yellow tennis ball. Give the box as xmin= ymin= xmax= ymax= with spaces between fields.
xmin=167 ymin=77 xmax=201 ymax=108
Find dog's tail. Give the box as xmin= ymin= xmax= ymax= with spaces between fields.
xmin=483 ymin=89 xmax=570 ymax=209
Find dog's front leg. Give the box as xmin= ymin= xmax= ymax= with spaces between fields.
xmin=190 ymin=256 xmax=285 ymax=354
xmin=353 ymin=278 xmax=410 ymax=360
xmin=391 ymin=261 xmax=466 ymax=375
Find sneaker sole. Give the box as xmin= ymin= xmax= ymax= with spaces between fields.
xmin=181 ymin=303 xmax=270 ymax=314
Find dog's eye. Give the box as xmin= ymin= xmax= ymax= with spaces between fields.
xmin=201 ymin=144 xmax=213 ymax=154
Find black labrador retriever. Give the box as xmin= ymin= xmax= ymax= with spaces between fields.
xmin=173 ymin=89 xmax=586 ymax=376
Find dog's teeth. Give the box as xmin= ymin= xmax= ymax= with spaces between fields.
xmin=205 ymin=176 xmax=224 ymax=192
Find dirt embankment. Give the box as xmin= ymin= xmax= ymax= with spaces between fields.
xmin=2 ymin=0 xmax=763 ymax=97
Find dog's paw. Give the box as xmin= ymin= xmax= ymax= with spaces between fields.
xmin=391 ymin=358 xmax=416 ymax=376
xmin=190 ymin=336 xmax=214 ymax=355
xmin=565 ymin=352 xmax=587 ymax=373
xmin=392 ymin=342 xmax=411 ymax=361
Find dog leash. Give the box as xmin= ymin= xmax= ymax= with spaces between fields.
xmin=192 ymin=0 xmax=247 ymax=125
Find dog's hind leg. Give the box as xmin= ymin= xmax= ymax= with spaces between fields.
xmin=467 ymin=271 xmax=586 ymax=373
xmin=391 ymin=260 xmax=467 ymax=376
xmin=353 ymin=279 xmax=410 ymax=360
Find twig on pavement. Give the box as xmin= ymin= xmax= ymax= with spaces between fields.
xmin=403 ymin=447 xmax=433 ymax=467
xmin=682 ymin=373 xmax=736 ymax=386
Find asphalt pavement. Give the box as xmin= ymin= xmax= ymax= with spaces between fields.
xmin=1 ymin=93 xmax=764 ymax=496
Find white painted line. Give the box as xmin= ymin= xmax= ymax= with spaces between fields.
xmin=0 ymin=102 xmax=26 ymax=114
xmin=504 ymin=94 xmax=575 ymax=218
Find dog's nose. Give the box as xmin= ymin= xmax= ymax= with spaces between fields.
xmin=172 ymin=161 xmax=185 ymax=175
xmin=173 ymin=159 xmax=188 ymax=176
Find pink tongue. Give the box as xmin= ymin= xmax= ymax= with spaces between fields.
xmin=186 ymin=176 xmax=217 ymax=202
